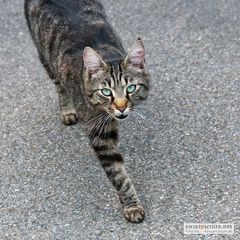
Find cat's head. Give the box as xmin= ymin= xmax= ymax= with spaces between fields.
xmin=83 ymin=39 xmax=150 ymax=120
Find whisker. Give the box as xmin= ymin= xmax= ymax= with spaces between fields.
xmin=97 ymin=115 xmax=110 ymax=140
xmin=132 ymin=109 xmax=146 ymax=119
xmin=104 ymin=116 xmax=112 ymax=140
xmin=89 ymin=114 xmax=108 ymax=140
xmin=87 ymin=113 xmax=105 ymax=124
xmin=92 ymin=115 xmax=108 ymax=135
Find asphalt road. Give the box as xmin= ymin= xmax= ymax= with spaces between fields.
xmin=0 ymin=0 xmax=239 ymax=239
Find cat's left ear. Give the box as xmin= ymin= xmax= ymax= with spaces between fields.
xmin=124 ymin=38 xmax=145 ymax=69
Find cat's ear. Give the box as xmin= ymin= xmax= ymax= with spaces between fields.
xmin=83 ymin=47 xmax=107 ymax=76
xmin=124 ymin=38 xmax=145 ymax=69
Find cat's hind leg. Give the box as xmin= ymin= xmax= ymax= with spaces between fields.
xmin=56 ymin=83 xmax=78 ymax=125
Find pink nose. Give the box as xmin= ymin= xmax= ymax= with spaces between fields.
xmin=117 ymin=107 xmax=126 ymax=113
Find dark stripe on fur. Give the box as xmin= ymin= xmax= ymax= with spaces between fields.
xmin=112 ymin=177 xmax=125 ymax=191
xmin=92 ymin=145 xmax=109 ymax=152
xmin=98 ymin=152 xmax=123 ymax=162
xmin=118 ymin=62 xmax=123 ymax=82
xmin=110 ymin=64 xmax=116 ymax=83
xmin=98 ymin=129 xmax=118 ymax=140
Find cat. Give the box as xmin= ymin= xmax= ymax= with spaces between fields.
xmin=24 ymin=0 xmax=150 ymax=223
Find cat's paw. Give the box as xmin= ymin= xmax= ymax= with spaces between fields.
xmin=123 ymin=202 xmax=145 ymax=223
xmin=61 ymin=112 xmax=78 ymax=125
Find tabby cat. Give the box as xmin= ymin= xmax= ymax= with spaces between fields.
xmin=24 ymin=0 xmax=150 ymax=223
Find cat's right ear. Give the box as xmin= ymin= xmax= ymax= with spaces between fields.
xmin=83 ymin=47 xmax=107 ymax=77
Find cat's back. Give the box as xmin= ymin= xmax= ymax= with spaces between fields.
xmin=25 ymin=0 xmax=123 ymax=57
xmin=25 ymin=0 xmax=105 ymax=18
xmin=25 ymin=0 xmax=124 ymax=79
xmin=25 ymin=0 xmax=107 ymax=30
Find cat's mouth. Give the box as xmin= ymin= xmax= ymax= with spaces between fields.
xmin=115 ymin=114 xmax=128 ymax=120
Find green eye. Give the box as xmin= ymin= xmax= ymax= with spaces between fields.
xmin=126 ymin=84 xmax=136 ymax=94
xmin=101 ymin=88 xmax=112 ymax=96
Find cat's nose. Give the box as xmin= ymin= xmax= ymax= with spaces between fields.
xmin=117 ymin=107 xmax=126 ymax=113
xmin=114 ymin=98 xmax=128 ymax=112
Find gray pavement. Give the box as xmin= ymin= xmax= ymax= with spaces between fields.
xmin=0 ymin=0 xmax=239 ymax=239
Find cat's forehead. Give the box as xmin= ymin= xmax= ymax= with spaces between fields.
xmin=94 ymin=61 xmax=140 ymax=90
xmin=104 ymin=63 xmax=130 ymax=88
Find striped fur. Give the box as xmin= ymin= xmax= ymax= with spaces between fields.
xmin=25 ymin=0 xmax=150 ymax=223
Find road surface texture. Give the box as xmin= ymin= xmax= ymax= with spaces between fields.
xmin=0 ymin=0 xmax=239 ymax=239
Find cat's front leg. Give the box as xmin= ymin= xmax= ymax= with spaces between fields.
xmin=91 ymin=131 xmax=145 ymax=223
xmin=56 ymin=83 xmax=78 ymax=125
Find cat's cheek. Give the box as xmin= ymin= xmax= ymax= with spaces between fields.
xmin=131 ymin=92 xmax=148 ymax=105
xmin=90 ymin=95 xmax=111 ymax=111
xmin=95 ymin=94 xmax=109 ymax=104
xmin=137 ymin=86 xmax=149 ymax=99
